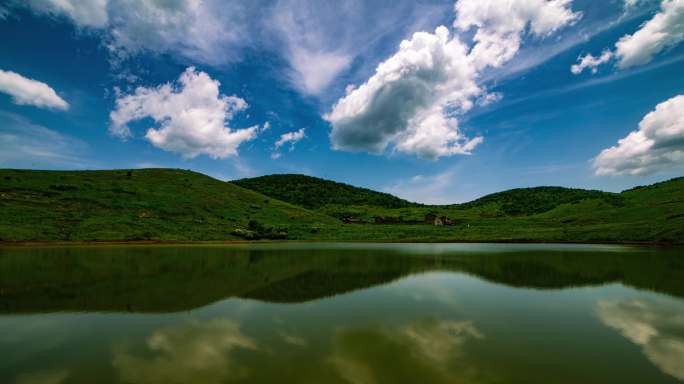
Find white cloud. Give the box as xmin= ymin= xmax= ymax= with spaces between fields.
xmin=267 ymin=0 xmax=452 ymax=95
xmin=106 ymin=0 xmax=245 ymax=66
xmin=593 ymin=94 xmax=684 ymax=175
xmin=0 ymin=69 xmax=69 ymax=110
xmin=623 ymin=0 xmax=644 ymax=14
xmin=326 ymin=0 xmax=579 ymax=160
xmin=0 ymin=112 xmax=88 ymax=168
xmin=597 ymin=299 xmax=684 ymax=381
xmin=288 ymin=50 xmax=352 ymax=95
xmin=26 ymin=0 xmax=109 ymax=28
xmin=19 ymin=0 xmax=247 ymax=67
xmin=110 ymin=67 xmax=258 ymax=159
xmin=326 ymin=26 xmax=482 ymax=160
xmin=269 ymin=0 xmax=352 ymax=94
xmin=454 ymin=0 xmax=582 ymax=70
xmin=574 ymin=0 xmax=684 ymax=73
xmin=571 ymin=49 xmax=614 ymax=74
xmin=272 ymin=128 xmax=306 ymax=159
xmin=616 ymin=0 xmax=684 ymax=68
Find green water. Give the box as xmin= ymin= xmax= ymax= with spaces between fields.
xmin=0 ymin=243 xmax=683 ymax=383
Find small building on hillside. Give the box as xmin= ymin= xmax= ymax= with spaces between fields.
xmin=424 ymin=214 xmax=454 ymax=226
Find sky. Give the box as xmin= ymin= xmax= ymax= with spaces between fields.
xmin=0 ymin=0 xmax=683 ymax=204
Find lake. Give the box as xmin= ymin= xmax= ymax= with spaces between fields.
xmin=0 ymin=243 xmax=683 ymax=383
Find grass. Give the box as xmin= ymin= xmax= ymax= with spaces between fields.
xmin=1 ymin=169 xmax=682 ymax=243
xmin=0 ymin=168 xmax=336 ymax=241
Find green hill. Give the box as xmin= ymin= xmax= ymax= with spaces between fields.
xmin=234 ymin=174 xmax=684 ymax=243
xmin=457 ymin=186 xmax=624 ymax=216
xmin=232 ymin=174 xmax=418 ymax=210
xmin=1 ymin=169 xmax=682 ymax=243
xmin=0 ymin=169 xmax=335 ymax=241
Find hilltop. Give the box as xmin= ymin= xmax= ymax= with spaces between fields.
xmin=1 ymin=169 xmax=683 ymax=243
xmin=232 ymin=174 xmax=418 ymax=210
xmin=0 ymin=169 xmax=335 ymax=241
xmin=457 ymin=186 xmax=623 ymax=216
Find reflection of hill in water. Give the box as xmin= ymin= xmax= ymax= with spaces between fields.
xmin=0 ymin=245 xmax=682 ymax=313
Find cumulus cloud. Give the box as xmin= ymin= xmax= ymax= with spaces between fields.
xmin=571 ymin=49 xmax=614 ymax=74
xmin=616 ymin=0 xmax=684 ymax=68
xmin=326 ymin=27 xmax=482 ymax=160
xmin=327 ymin=0 xmax=579 ymax=159
xmin=272 ymin=128 xmax=306 ymax=159
xmin=572 ymin=0 xmax=684 ymax=74
xmin=0 ymin=69 xmax=68 ymax=110
xmin=593 ymin=94 xmax=684 ymax=175
xmin=597 ymin=299 xmax=684 ymax=381
xmin=110 ymin=67 xmax=258 ymax=159
xmin=454 ymin=0 xmax=582 ymax=70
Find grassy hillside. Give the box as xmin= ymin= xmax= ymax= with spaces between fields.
xmin=457 ymin=186 xmax=624 ymax=216
xmin=233 ymin=175 xmax=623 ymax=221
xmin=235 ymin=174 xmax=684 ymax=243
xmin=232 ymin=174 xmax=418 ymax=210
xmin=1 ymin=169 xmax=682 ymax=243
xmin=0 ymin=169 xmax=336 ymax=241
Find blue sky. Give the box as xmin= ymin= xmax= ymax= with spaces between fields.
xmin=0 ymin=0 xmax=683 ymax=203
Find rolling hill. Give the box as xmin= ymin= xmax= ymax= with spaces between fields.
xmin=232 ymin=174 xmax=418 ymax=210
xmin=0 ymin=169 xmax=682 ymax=243
xmin=0 ymin=168 xmax=336 ymax=241
xmin=457 ymin=186 xmax=624 ymax=216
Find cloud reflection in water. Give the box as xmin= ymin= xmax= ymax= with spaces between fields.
xmin=597 ymin=298 xmax=684 ymax=382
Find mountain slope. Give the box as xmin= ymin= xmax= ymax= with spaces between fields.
xmin=457 ymin=186 xmax=624 ymax=216
xmin=232 ymin=174 xmax=418 ymax=210
xmin=0 ymin=169 xmax=335 ymax=241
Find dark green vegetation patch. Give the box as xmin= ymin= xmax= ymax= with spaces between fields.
xmin=459 ymin=186 xmax=624 ymax=216
xmin=232 ymin=174 xmax=418 ymax=210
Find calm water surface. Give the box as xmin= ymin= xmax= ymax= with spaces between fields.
xmin=0 ymin=243 xmax=683 ymax=383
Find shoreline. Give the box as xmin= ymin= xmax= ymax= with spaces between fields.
xmin=1 ymin=239 xmax=681 ymax=247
